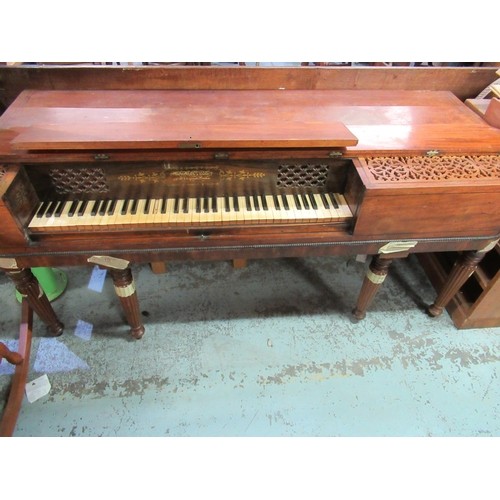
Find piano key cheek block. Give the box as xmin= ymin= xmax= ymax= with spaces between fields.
xmin=1 ymin=89 xmax=499 ymax=339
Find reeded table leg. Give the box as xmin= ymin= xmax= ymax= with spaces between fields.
xmin=2 ymin=267 xmax=64 ymax=336
xmin=109 ymin=267 xmax=145 ymax=339
xmin=353 ymin=255 xmax=393 ymax=320
xmin=427 ymin=250 xmax=486 ymax=317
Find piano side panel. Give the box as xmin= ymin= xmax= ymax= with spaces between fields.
xmin=0 ymin=202 xmax=29 ymax=247
xmin=343 ymin=165 xmax=366 ymax=224
xmin=0 ymin=165 xmax=38 ymax=247
xmin=353 ymin=189 xmax=500 ymax=239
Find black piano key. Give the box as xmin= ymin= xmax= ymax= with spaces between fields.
xmin=320 ymin=192 xmax=330 ymax=209
xmin=260 ymin=194 xmax=268 ymax=211
xmin=161 ymin=198 xmax=168 ymax=214
xmin=182 ymin=198 xmax=189 ymax=214
xmin=121 ymin=199 xmax=130 ymax=215
xmin=44 ymin=201 xmax=55 ymax=217
xmin=252 ymin=194 xmax=260 ymax=211
xmin=54 ymin=201 xmax=65 ymax=218
xmin=328 ymin=192 xmax=339 ymax=209
xmin=130 ymin=199 xmax=138 ymax=215
xmin=212 ymin=196 xmax=218 ymax=212
xmin=43 ymin=201 xmax=54 ymax=217
xmin=233 ymin=195 xmax=239 ymax=212
xmin=107 ymin=199 xmax=117 ymax=216
xmin=308 ymin=193 xmax=318 ymax=210
xmin=144 ymin=198 xmax=151 ymax=214
xmin=273 ymin=195 xmax=281 ymax=210
xmin=35 ymin=201 xmax=48 ymax=218
xmin=68 ymin=200 xmax=80 ymax=217
xmin=281 ymin=194 xmax=290 ymax=210
xmin=78 ymin=200 xmax=88 ymax=217
xmin=245 ymin=195 xmax=252 ymax=211
xmin=293 ymin=194 xmax=302 ymax=210
xmin=224 ymin=195 xmax=230 ymax=212
xmin=203 ymin=197 xmax=210 ymax=213
xmin=300 ymin=194 xmax=310 ymax=210
xmin=195 ymin=197 xmax=201 ymax=213
xmin=173 ymin=197 xmax=180 ymax=214
xmin=98 ymin=199 xmax=109 ymax=216
xmin=89 ymin=200 xmax=99 ymax=217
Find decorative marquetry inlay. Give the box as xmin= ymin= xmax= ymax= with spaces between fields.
xmin=363 ymin=155 xmax=500 ymax=183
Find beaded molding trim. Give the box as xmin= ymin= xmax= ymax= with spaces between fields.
xmin=363 ymin=155 xmax=500 ymax=183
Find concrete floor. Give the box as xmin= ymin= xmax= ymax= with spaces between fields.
xmin=0 ymin=255 xmax=499 ymax=436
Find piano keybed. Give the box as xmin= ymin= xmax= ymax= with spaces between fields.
xmin=28 ymin=192 xmax=352 ymax=232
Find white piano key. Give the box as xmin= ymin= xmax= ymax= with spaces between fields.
xmin=333 ymin=193 xmax=353 ymax=218
xmin=27 ymin=190 xmax=353 ymax=233
xmin=264 ymin=195 xmax=277 ymax=222
xmin=50 ymin=200 xmax=74 ymax=229
xmin=313 ymin=193 xmax=334 ymax=221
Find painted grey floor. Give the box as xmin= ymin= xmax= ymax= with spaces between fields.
xmin=1 ymin=255 xmax=499 ymax=436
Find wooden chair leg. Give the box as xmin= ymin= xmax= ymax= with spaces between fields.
xmin=0 ymin=343 xmax=23 ymax=365
xmin=0 ymin=300 xmax=34 ymax=437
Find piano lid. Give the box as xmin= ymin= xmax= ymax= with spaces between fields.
xmin=4 ymin=89 xmax=358 ymax=150
xmin=2 ymin=89 xmax=500 ymax=154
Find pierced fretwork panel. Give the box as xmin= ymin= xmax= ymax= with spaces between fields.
xmin=49 ymin=167 xmax=110 ymax=194
xmin=277 ymin=163 xmax=330 ymax=188
xmin=364 ymin=155 xmax=500 ymax=183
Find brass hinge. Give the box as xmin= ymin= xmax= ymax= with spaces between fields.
xmin=94 ymin=153 xmax=110 ymax=161
xmin=328 ymin=151 xmax=343 ymax=158
xmin=426 ymin=150 xmax=440 ymax=157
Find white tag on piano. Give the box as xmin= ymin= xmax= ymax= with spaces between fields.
xmin=25 ymin=374 xmax=51 ymax=403
xmin=378 ymin=240 xmax=418 ymax=254
xmin=88 ymin=265 xmax=107 ymax=293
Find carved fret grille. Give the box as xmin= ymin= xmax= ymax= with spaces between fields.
xmin=277 ymin=163 xmax=330 ymax=187
xmin=365 ymin=155 xmax=500 ymax=183
xmin=49 ymin=167 xmax=109 ymax=194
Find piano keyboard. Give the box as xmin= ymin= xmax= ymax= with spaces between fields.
xmin=28 ymin=193 xmax=352 ymax=232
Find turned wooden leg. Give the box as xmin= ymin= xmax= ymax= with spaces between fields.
xmin=353 ymin=255 xmax=393 ymax=320
xmin=427 ymin=250 xmax=486 ymax=317
xmin=2 ymin=267 xmax=64 ymax=336
xmin=108 ymin=267 xmax=145 ymax=339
